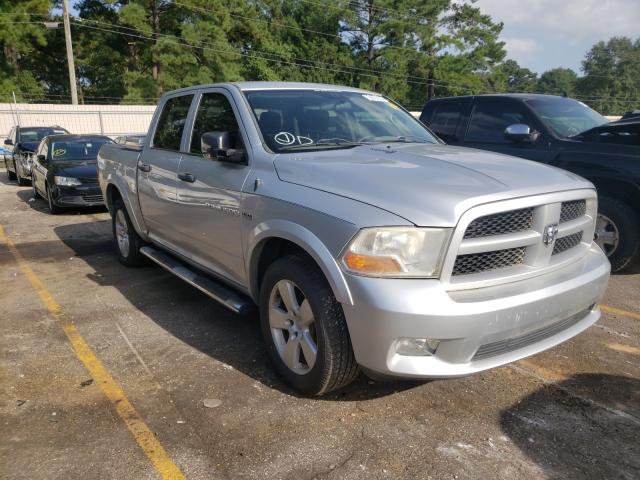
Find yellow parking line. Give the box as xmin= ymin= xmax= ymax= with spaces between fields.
xmin=0 ymin=225 xmax=185 ymax=480
xmin=606 ymin=343 xmax=640 ymax=356
xmin=601 ymin=304 xmax=640 ymax=321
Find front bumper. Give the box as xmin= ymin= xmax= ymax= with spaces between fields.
xmin=341 ymin=245 xmax=610 ymax=379
xmin=51 ymin=184 xmax=105 ymax=207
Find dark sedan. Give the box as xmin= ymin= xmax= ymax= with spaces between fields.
xmin=31 ymin=134 xmax=113 ymax=214
xmin=4 ymin=125 xmax=70 ymax=185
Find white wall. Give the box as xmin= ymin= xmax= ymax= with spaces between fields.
xmin=0 ymin=103 xmax=156 ymax=141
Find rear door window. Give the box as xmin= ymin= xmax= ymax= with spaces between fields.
xmin=465 ymin=99 xmax=533 ymax=143
xmin=428 ymin=103 xmax=464 ymax=142
xmin=153 ymin=94 xmax=194 ymax=151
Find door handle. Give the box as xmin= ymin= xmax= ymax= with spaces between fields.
xmin=177 ymin=172 xmax=196 ymax=183
xmin=138 ymin=163 xmax=152 ymax=172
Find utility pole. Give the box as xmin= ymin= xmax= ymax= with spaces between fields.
xmin=62 ymin=0 xmax=78 ymax=105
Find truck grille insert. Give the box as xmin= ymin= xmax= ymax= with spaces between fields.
xmin=463 ymin=208 xmax=533 ymax=239
xmin=560 ymin=200 xmax=586 ymax=223
xmin=552 ymin=231 xmax=583 ymax=255
xmin=472 ymin=307 xmax=591 ymax=360
xmin=452 ymin=247 xmax=525 ymax=276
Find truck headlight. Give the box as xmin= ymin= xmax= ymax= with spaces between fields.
xmin=341 ymin=227 xmax=451 ymax=278
xmin=54 ymin=176 xmax=82 ymax=186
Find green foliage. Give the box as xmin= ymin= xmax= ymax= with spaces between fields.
xmin=0 ymin=0 xmax=637 ymax=115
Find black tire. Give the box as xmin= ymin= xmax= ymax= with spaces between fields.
xmin=45 ymin=183 xmax=61 ymax=214
xmin=7 ymin=167 xmax=16 ymax=181
xmin=596 ymin=197 xmax=639 ymax=272
xmin=112 ymin=198 xmax=146 ymax=267
xmin=259 ymin=254 xmax=359 ymax=396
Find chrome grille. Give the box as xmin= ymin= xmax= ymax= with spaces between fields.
xmin=464 ymin=208 xmax=533 ymax=239
xmin=560 ymin=200 xmax=586 ymax=223
xmin=473 ymin=307 xmax=591 ymax=360
xmin=553 ymin=231 xmax=583 ymax=255
xmin=453 ymin=247 xmax=525 ymax=276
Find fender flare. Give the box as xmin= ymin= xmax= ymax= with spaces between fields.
xmin=247 ymin=219 xmax=354 ymax=306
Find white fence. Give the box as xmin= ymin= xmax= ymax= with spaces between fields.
xmin=0 ymin=103 xmax=156 ymax=142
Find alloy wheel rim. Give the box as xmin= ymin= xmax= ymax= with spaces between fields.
xmin=268 ymin=279 xmax=318 ymax=375
xmin=594 ymin=213 xmax=619 ymax=256
xmin=115 ymin=209 xmax=130 ymax=257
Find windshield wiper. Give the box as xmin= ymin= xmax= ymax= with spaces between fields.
xmin=279 ymin=139 xmax=368 ymax=151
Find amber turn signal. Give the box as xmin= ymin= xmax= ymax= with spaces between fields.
xmin=343 ymin=251 xmax=402 ymax=274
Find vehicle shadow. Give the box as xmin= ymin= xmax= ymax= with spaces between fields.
xmin=15 ymin=187 xmax=108 ymax=216
xmin=500 ymin=373 xmax=640 ymax=479
xmin=52 ymin=220 xmax=423 ymax=400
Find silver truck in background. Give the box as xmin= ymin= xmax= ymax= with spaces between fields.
xmin=98 ymin=82 xmax=610 ymax=395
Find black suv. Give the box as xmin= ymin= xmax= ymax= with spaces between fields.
xmin=420 ymin=94 xmax=640 ymax=271
xmin=4 ymin=125 xmax=70 ymax=185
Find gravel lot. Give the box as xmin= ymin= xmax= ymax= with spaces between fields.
xmin=1 ymin=173 xmax=638 ymax=480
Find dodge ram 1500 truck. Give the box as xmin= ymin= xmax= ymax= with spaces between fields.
xmin=98 ymin=82 xmax=610 ymax=395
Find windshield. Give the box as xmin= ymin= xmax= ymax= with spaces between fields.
xmin=19 ymin=127 xmax=68 ymax=143
xmin=525 ymin=98 xmax=608 ymax=137
xmin=243 ymin=89 xmax=439 ymax=152
xmin=50 ymin=138 xmax=112 ymax=162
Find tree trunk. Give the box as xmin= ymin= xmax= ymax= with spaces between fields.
xmin=150 ymin=0 xmax=161 ymax=95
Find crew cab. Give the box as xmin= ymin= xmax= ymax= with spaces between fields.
xmin=98 ymin=83 xmax=610 ymax=395
xmin=420 ymin=94 xmax=640 ymax=271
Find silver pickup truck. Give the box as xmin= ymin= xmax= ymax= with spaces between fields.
xmin=98 ymin=82 xmax=610 ymax=395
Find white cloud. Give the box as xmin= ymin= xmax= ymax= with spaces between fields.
xmin=476 ymin=0 xmax=640 ymax=42
xmin=473 ymin=0 xmax=640 ymax=72
xmin=503 ymin=37 xmax=539 ymax=59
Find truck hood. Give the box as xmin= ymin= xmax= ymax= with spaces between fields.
xmin=273 ymin=144 xmax=591 ymax=226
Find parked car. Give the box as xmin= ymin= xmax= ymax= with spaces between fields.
xmin=98 ymin=82 xmax=610 ymax=395
xmin=420 ymin=94 xmax=640 ymax=271
xmin=4 ymin=125 xmax=70 ymax=185
xmin=32 ymin=134 xmax=113 ymax=214
xmin=621 ymin=109 xmax=640 ymax=120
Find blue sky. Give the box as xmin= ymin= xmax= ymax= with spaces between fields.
xmin=474 ymin=0 xmax=640 ymax=74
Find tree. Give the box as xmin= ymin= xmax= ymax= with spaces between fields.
xmin=537 ymin=68 xmax=578 ymax=97
xmin=489 ymin=59 xmax=537 ymax=93
xmin=578 ymin=37 xmax=640 ymax=115
xmin=0 ymin=0 xmax=53 ymax=101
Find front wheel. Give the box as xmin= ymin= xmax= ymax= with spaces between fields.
xmin=595 ymin=197 xmax=639 ymax=272
xmin=112 ymin=199 xmax=146 ymax=267
xmin=259 ymin=254 xmax=359 ymax=396
xmin=32 ymin=177 xmax=40 ymax=199
xmin=7 ymin=166 xmax=16 ymax=181
xmin=16 ymin=164 xmax=28 ymax=186
xmin=45 ymin=184 xmax=61 ymax=214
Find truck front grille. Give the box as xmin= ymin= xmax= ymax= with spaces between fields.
xmin=553 ymin=231 xmax=583 ymax=255
xmin=464 ymin=208 xmax=533 ymax=239
xmin=447 ymin=192 xmax=596 ymax=284
xmin=560 ymin=200 xmax=586 ymax=223
xmin=453 ymin=247 xmax=525 ymax=276
xmin=472 ymin=307 xmax=591 ymax=360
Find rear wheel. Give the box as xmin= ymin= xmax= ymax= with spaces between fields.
xmin=112 ymin=198 xmax=146 ymax=267
xmin=595 ymin=197 xmax=639 ymax=272
xmin=45 ymin=183 xmax=61 ymax=214
xmin=259 ymin=254 xmax=359 ymax=395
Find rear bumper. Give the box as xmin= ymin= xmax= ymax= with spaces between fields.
xmin=341 ymin=246 xmax=610 ymax=379
xmin=52 ymin=185 xmax=104 ymax=207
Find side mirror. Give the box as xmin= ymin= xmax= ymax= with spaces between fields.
xmin=201 ymin=131 xmax=244 ymax=163
xmin=504 ymin=124 xmax=534 ymax=142
xmin=4 ymin=138 xmax=13 ymax=146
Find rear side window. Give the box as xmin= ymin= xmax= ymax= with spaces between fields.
xmin=190 ymin=93 xmax=242 ymax=153
xmin=153 ymin=94 xmax=194 ymax=151
xmin=466 ymin=99 xmax=532 ymax=143
xmin=428 ymin=103 xmax=463 ymax=142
